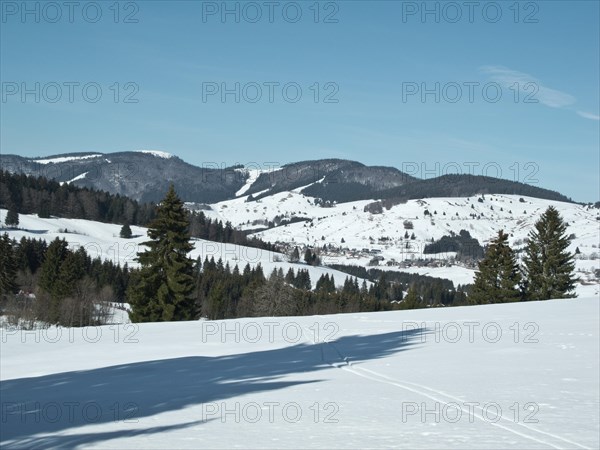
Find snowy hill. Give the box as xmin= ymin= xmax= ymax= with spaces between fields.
xmin=0 ymin=210 xmax=367 ymax=290
xmin=201 ymin=193 xmax=600 ymax=296
xmin=1 ymin=297 xmax=598 ymax=448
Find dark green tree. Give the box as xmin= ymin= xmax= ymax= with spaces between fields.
xmin=0 ymin=234 xmax=17 ymax=297
xmin=5 ymin=209 xmax=19 ymax=227
xmin=469 ymin=230 xmax=522 ymax=305
xmin=289 ymin=246 xmax=300 ymax=263
xmin=38 ymin=238 xmax=70 ymax=322
xmin=54 ymin=250 xmax=86 ymax=300
xmin=120 ymin=222 xmax=133 ymax=239
xmin=304 ymin=248 xmax=313 ymax=265
xmin=316 ymin=274 xmax=336 ymax=294
xmin=128 ymin=185 xmax=196 ymax=322
xmin=523 ymin=206 xmax=577 ymax=300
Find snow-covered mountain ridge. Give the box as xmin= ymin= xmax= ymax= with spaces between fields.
xmin=0 ymin=153 xmax=573 ymax=204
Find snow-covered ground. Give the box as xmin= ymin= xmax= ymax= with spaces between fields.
xmin=1 ymin=297 xmax=598 ymax=449
xmin=205 ymin=193 xmax=598 ymax=258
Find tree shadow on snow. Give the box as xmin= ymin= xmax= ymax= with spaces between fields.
xmin=0 ymin=327 xmax=428 ymax=448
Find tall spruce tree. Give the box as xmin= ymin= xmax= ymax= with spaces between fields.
xmin=469 ymin=230 xmax=521 ymax=304
xmin=523 ymin=206 xmax=577 ymax=300
xmin=0 ymin=234 xmax=17 ymax=297
xmin=128 ymin=185 xmax=196 ymax=322
xmin=38 ymin=238 xmax=71 ymax=322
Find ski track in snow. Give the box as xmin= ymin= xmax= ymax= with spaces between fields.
xmin=302 ymin=325 xmax=591 ymax=450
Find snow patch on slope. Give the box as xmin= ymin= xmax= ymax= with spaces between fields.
xmin=235 ymin=169 xmax=262 ymax=197
xmin=135 ymin=150 xmax=173 ymax=159
xmin=32 ymin=154 xmax=102 ymax=165
xmin=60 ymin=172 xmax=88 ymax=185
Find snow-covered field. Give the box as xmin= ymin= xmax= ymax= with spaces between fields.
xmin=205 ymin=193 xmax=598 ymax=258
xmin=1 ymin=297 xmax=598 ymax=449
xmin=201 ymin=193 xmax=600 ymax=295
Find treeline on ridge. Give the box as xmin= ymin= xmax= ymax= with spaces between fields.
xmin=0 ymin=170 xmax=156 ymax=225
xmin=302 ymin=174 xmax=572 ymax=204
xmin=0 ymin=170 xmax=277 ymax=252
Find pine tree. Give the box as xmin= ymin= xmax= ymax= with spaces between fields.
xmin=128 ymin=185 xmax=196 ymax=322
xmin=289 ymin=246 xmax=300 ymax=263
xmin=120 ymin=223 xmax=132 ymax=239
xmin=38 ymin=238 xmax=70 ymax=322
xmin=54 ymin=250 xmax=86 ymax=300
xmin=5 ymin=210 xmax=19 ymax=227
xmin=39 ymin=238 xmax=70 ymax=297
xmin=0 ymin=234 xmax=17 ymax=297
xmin=469 ymin=230 xmax=521 ymax=305
xmin=304 ymin=248 xmax=313 ymax=265
xmin=523 ymin=206 xmax=577 ymax=300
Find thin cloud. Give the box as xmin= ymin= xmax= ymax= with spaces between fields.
xmin=480 ymin=65 xmax=576 ymax=108
xmin=576 ymin=110 xmax=600 ymax=121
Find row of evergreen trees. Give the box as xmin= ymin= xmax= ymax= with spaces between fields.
xmin=470 ymin=206 xmax=577 ymax=304
xmin=188 ymin=210 xmax=278 ymax=252
xmin=329 ymin=265 xmax=470 ymax=307
xmin=0 ymin=234 xmax=130 ymax=326
xmin=0 ymin=170 xmax=156 ymax=225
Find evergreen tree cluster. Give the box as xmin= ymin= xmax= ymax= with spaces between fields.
xmin=0 ymin=234 xmax=129 ymax=326
xmin=423 ymin=230 xmax=485 ymax=262
xmin=1 ymin=170 xmax=155 ymax=225
xmin=303 ymin=248 xmax=321 ymax=266
xmin=188 ymin=210 xmax=278 ymax=252
xmin=469 ymin=230 xmax=522 ymax=304
xmin=330 ymin=264 xmax=469 ymax=308
xmin=470 ymin=207 xmax=577 ymax=304
xmin=285 ymin=267 xmax=311 ymax=290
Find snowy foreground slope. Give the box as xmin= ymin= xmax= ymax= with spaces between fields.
xmin=1 ymin=298 xmax=598 ymax=449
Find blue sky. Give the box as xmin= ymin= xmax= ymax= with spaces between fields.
xmin=1 ymin=0 xmax=598 ymax=201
